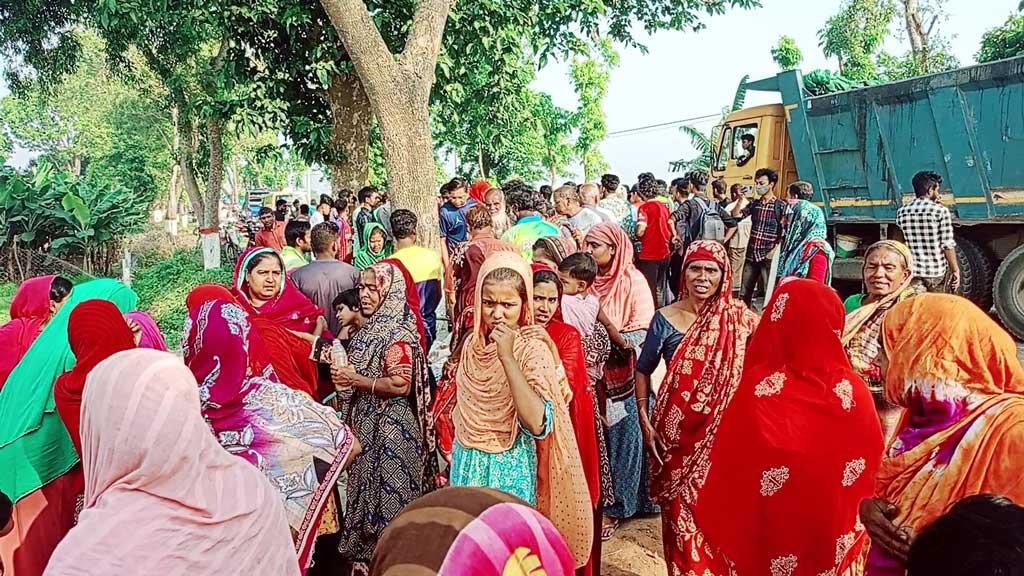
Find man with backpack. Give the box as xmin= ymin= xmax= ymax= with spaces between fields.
xmin=668 ymin=171 xmax=738 ymax=300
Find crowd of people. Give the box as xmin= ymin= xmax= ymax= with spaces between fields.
xmin=0 ymin=167 xmax=1020 ymax=576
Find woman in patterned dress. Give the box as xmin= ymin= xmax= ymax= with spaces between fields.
xmin=450 ymin=251 xmax=593 ymax=568
xmin=688 ymin=279 xmax=883 ymax=575
xmin=583 ymin=223 xmax=657 ymax=539
xmin=330 ymin=260 xmax=436 ymax=572
xmin=863 ymin=294 xmax=1024 ymax=575
xmin=183 ymin=300 xmax=359 ymax=573
xmin=647 ymin=241 xmax=758 ymax=574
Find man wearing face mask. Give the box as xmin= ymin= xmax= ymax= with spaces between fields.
xmin=732 ymin=167 xmax=785 ymax=307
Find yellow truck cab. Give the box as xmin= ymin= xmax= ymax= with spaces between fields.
xmin=710 ymin=103 xmax=797 ymax=193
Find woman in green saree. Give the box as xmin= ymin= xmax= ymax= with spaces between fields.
xmin=354 ymin=221 xmax=393 ymax=270
xmin=0 ymin=278 xmax=138 ymax=576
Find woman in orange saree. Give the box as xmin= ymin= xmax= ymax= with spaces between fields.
xmin=863 ymin=294 xmax=1024 ymax=575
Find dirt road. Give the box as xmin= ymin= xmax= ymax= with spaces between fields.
xmin=602 ymin=516 xmax=665 ymax=576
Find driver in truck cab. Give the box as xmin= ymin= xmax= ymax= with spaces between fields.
xmin=736 ymin=133 xmax=756 ymax=167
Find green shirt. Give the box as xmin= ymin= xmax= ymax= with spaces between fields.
xmin=844 ymin=293 xmax=865 ymax=313
xmin=501 ymin=215 xmax=561 ymax=261
xmin=281 ymin=246 xmax=309 ymax=270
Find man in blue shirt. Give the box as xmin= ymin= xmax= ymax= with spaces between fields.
xmin=438 ymin=177 xmax=477 ymax=316
xmin=438 ymin=177 xmax=477 ymax=254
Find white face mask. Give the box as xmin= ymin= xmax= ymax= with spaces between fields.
xmin=756 ymin=183 xmax=770 ymax=195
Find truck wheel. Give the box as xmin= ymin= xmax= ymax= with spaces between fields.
xmin=955 ymin=235 xmax=995 ymax=311
xmin=994 ymin=244 xmax=1024 ymax=340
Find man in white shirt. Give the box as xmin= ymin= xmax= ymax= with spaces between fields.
xmin=580 ymin=183 xmax=614 ymax=222
xmin=554 ymin=184 xmax=604 ymax=246
xmin=309 ymin=198 xmax=331 ymax=228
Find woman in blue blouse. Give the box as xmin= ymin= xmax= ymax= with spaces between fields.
xmin=636 ymin=243 xmax=730 ymax=460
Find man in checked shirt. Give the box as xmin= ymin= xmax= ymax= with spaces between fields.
xmin=732 ymin=167 xmax=786 ymax=307
xmin=896 ymin=171 xmax=961 ymax=293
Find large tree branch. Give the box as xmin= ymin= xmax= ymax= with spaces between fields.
xmin=401 ymin=0 xmax=455 ymax=77
xmin=319 ymin=0 xmax=396 ymax=88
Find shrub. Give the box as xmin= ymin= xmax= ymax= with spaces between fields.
xmin=132 ymin=248 xmax=232 ymax=350
xmin=0 ymin=282 xmax=15 ymax=323
xmin=124 ymin=225 xmax=197 ymax=269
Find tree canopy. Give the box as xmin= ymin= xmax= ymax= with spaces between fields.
xmin=977 ymin=13 xmax=1024 ymax=63
xmin=771 ymin=36 xmax=804 ymax=70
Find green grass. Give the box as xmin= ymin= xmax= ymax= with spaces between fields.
xmin=0 ymin=282 xmax=15 ymax=323
xmin=132 ymin=248 xmax=233 ymax=350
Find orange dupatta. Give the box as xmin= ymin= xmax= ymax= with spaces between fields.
xmin=877 ymin=294 xmax=1024 ymax=535
xmin=453 ymin=252 xmax=593 ymax=567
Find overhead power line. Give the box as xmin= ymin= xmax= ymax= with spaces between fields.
xmin=605 ymin=112 xmax=722 ymax=138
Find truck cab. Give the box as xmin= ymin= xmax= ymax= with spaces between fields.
xmin=710 ymin=104 xmax=797 ymax=193
xmin=710 ymin=58 xmax=1024 ymax=339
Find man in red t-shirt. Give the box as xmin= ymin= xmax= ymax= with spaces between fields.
xmin=253 ymin=206 xmax=286 ymax=252
xmin=635 ymin=174 xmax=673 ymax=306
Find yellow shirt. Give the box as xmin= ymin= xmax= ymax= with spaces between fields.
xmin=391 ymin=245 xmax=443 ymax=283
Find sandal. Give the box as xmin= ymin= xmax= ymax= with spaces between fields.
xmin=601 ymin=517 xmax=620 ymax=541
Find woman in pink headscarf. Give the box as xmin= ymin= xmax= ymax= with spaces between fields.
xmin=184 ymin=299 xmax=359 ymax=573
xmin=0 ymin=276 xmax=72 ymax=388
xmin=45 ymin=349 xmax=300 ymax=576
xmin=123 ymin=310 xmax=168 ymax=351
xmin=582 ymin=223 xmax=657 ymax=539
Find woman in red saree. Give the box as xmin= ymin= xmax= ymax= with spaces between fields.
xmin=54 ymin=299 xmax=138 ymax=456
xmin=530 ymin=268 xmax=603 ymax=576
xmin=0 ymin=275 xmax=72 ymax=388
xmin=648 ymin=241 xmax=758 ymax=574
xmin=692 ymin=279 xmax=883 ymax=575
xmin=232 ymin=247 xmax=326 ymax=398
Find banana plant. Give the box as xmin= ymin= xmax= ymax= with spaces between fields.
xmin=670 ymin=75 xmax=749 ymax=173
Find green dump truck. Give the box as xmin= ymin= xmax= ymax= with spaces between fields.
xmin=710 ymin=56 xmax=1024 ymax=338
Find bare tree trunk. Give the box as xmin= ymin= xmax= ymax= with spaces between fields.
xmin=477 ymin=144 xmax=486 ymax=179
xmin=200 ymin=116 xmax=224 ymax=269
xmin=165 ymin=105 xmax=181 ymax=235
xmin=327 ymin=71 xmax=372 ymax=193
xmin=180 ymin=117 xmax=204 ymax=220
xmin=320 ymin=0 xmax=453 ymax=250
xmin=166 ymin=163 xmax=181 ymax=235
xmin=901 ymin=0 xmax=931 ymax=68
xmin=549 ymin=164 xmax=557 ymax=187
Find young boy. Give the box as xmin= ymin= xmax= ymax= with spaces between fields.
xmin=332 ymin=287 xmax=366 ymax=344
xmin=557 ymin=253 xmax=629 ymax=384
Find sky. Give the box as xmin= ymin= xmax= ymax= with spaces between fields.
xmin=3 ymin=0 xmax=1020 ymax=185
xmin=532 ymin=0 xmax=1022 ymax=184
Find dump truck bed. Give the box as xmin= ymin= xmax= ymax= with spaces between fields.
xmin=755 ymin=57 xmax=1024 ymax=223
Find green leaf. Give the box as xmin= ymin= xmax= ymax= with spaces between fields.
xmin=61 ymin=191 xmax=90 ymax=227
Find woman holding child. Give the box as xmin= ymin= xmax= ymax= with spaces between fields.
xmin=583 ymin=222 xmax=657 ymax=539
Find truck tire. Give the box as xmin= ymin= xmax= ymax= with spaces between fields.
xmin=955 ymin=235 xmax=995 ymax=311
xmin=994 ymin=244 xmax=1024 ymax=340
